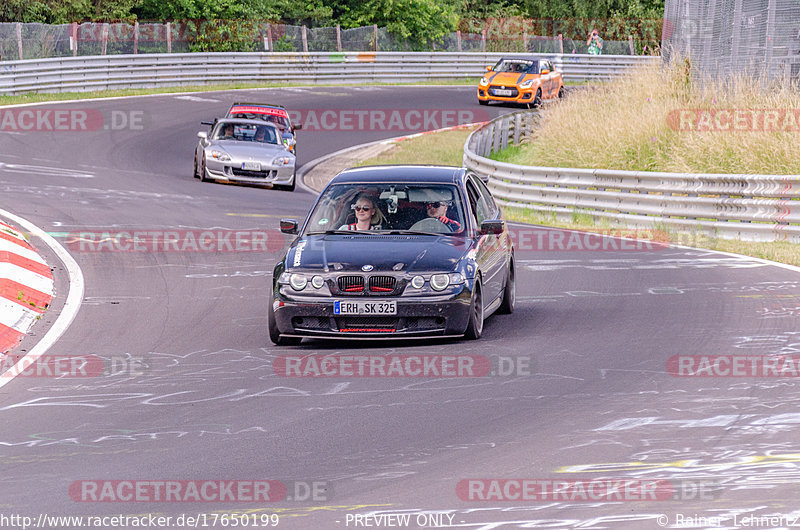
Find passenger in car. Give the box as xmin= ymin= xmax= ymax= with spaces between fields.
xmin=338 ymin=193 xmax=384 ymax=231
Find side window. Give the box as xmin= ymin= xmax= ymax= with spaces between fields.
xmin=470 ymin=176 xmax=498 ymax=218
xmin=466 ymin=181 xmax=490 ymax=226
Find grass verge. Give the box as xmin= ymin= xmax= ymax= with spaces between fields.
xmin=357 ymin=125 xmax=800 ymax=268
xmin=495 ymin=61 xmax=800 ymax=174
xmin=0 ymin=79 xmax=481 ymax=107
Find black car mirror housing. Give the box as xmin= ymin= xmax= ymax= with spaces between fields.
xmin=479 ymin=219 xmax=505 ymax=235
xmin=280 ymin=219 xmax=299 ymax=234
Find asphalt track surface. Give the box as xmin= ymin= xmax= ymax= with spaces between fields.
xmin=1 ymin=86 xmax=800 ymax=530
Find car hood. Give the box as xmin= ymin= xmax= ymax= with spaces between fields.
xmin=286 ymin=234 xmax=472 ymax=273
xmin=208 ymin=140 xmax=289 ymax=158
xmin=487 ymin=72 xmax=538 ymax=85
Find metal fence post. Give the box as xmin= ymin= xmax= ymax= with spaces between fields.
xmin=166 ymin=22 xmax=172 ymax=53
xmin=16 ymin=23 xmax=23 ymax=60
xmin=133 ymin=21 xmax=139 ymax=54
xmin=522 ymin=30 xmax=527 ymax=52
xmin=267 ymin=23 xmax=273 ymax=52
xmin=558 ymin=33 xmax=563 ymax=54
xmin=513 ymin=113 xmax=522 ymax=144
xmin=72 ymin=22 xmax=78 ymax=56
xmin=373 ymin=25 xmax=378 ymax=51
xmin=628 ymin=35 xmax=634 ymax=55
xmin=102 ymin=23 xmax=109 ymax=55
xmin=302 ymin=25 xmax=308 ymax=53
xmin=501 ymin=117 xmax=509 ymax=150
xmin=457 ymin=30 xmax=462 ymax=52
xmin=481 ymin=30 xmax=486 ymax=52
xmin=336 ymin=24 xmax=342 ymax=52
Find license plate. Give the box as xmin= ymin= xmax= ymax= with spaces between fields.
xmin=241 ymin=161 xmax=261 ymax=171
xmin=334 ymin=300 xmax=397 ymax=315
xmin=493 ymin=89 xmax=513 ymax=96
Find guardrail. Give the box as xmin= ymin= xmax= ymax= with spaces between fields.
xmin=0 ymin=52 xmax=659 ymax=95
xmin=464 ymin=111 xmax=800 ymax=243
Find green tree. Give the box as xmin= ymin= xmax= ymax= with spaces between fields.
xmin=340 ymin=0 xmax=458 ymax=49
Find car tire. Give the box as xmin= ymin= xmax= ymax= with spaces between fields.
xmin=533 ymin=89 xmax=542 ymax=108
xmin=558 ymin=86 xmax=565 ymax=99
xmin=497 ymin=258 xmax=515 ymax=314
xmin=463 ymin=279 xmax=484 ymax=340
xmin=199 ymin=159 xmax=209 ymax=183
xmin=268 ymin=295 xmax=301 ymax=346
xmin=193 ymin=156 xmax=199 ymax=179
xmin=274 ymin=171 xmax=296 ymax=192
xmin=478 ymin=99 xmax=488 ymax=106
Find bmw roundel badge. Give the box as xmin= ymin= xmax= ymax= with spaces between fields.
xmin=362 ymin=264 xmax=374 ymax=272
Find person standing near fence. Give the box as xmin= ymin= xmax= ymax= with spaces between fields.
xmin=587 ymin=29 xmax=603 ymax=55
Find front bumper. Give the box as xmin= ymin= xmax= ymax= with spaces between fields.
xmin=477 ymin=87 xmax=535 ymax=104
xmin=205 ymin=158 xmax=295 ymax=186
xmin=272 ymin=289 xmax=473 ymax=339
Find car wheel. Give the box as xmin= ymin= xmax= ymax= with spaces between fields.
xmin=497 ymin=258 xmax=515 ymax=314
xmin=478 ymin=99 xmax=488 ymax=106
xmin=268 ymin=296 xmax=301 ymax=346
xmin=464 ymin=280 xmax=484 ymax=340
xmin=558 ymin=86 xmax=565 ymax=99
xmin=193 ymin=156 xmax=199 ymax=179
xmin=533 ymin=89 xmax=542 ymax=108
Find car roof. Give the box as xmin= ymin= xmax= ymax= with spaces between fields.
xmin=230 ymin=102 xmax=286 ymax=110
xmin=329 ymin=165 xmax=466 ymax=185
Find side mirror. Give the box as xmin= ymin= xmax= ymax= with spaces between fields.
xmin=293 ymin=123 xmax=302 ymax=131
xmin=540 ymin=69 xmax=550 ymax=75
xmin=280 ymin=219 xmax=299 ymax=234
xmin=486 ymin=65 xmax=492 ymax=72
xmin=479 ymin=219 xmax=505 ymax=235
xmin=197 ymin=131 xmax=207 ymax=140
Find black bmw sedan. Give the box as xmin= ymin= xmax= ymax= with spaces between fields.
xmin=269 ymin=165 xmax=515 ymax=344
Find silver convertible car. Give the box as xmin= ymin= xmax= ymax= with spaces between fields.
xmin=193 ymin=118 xmax=297 ymax=191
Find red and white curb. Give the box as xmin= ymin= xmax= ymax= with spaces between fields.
xmin=0 ymin=209 xmax=83 ymax=388
xmin=0 ymin=220 xmax=54 ymax=354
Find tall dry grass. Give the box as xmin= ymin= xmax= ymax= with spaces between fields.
xmin=502 ymin=61 xmax=800 ymax=174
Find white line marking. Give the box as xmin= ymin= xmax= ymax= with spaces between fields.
xmin=0 ymin=209 xmax=84 ymax=389
xmin=174 ymin=95 xmax=220 ymax=103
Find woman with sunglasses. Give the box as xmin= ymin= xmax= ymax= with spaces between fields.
xmin=339 ymin=193 xmax=384 ymax=231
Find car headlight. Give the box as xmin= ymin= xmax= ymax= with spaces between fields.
xmin=430 ymin=274 xmax=450 ymax=291
xmin=273 ymin=156 xmax=294 ymax=166
xmin=289 ymin=274 xmax=308 ymax=291
xmin=311 ymin=275 xmax=325 ymax=289
xmin=479 ymin=77 xmax=488 ymax=86
xmin=448 ymin=273 xmax=465 ymax=285
xmin=410 ymin=275 xmax=425 ymax=289
xmin=519 ymin=79 xmax=534 ymax=89
xmin=210 ymin=149 xmax=231 ymax=161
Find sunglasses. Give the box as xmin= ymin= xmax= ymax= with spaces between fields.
xmin=426 ymin=202 xmax=449 ymax=208
xmin=353 ymin=205 xmax=373 ymax=212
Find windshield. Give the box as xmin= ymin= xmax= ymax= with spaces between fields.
xmin=229 ymin=110 xmax=291 ymax=130
xmin=492 ymin=59 xmax=538 ymax=73
xmin=304 ymin=183 xmax=466 ymax=235
xmin=213 ymin=122 xmax=279 ymax=144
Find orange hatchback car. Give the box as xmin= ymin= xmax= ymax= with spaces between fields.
xmin=477 ymin=57 xmax=564 ymax=107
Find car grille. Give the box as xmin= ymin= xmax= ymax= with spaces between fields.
xmin=231 ymin=168 xmax=277 ymax=179
xmin=489 ymin=86 xmax=519 ymax=97
xmin=369 ymin=276 xmax=396 ymax=293
xmin=338 ymin=275 xmax=364 ymax=293
xmin=337 ymin=317 xmax=397 ymax=332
